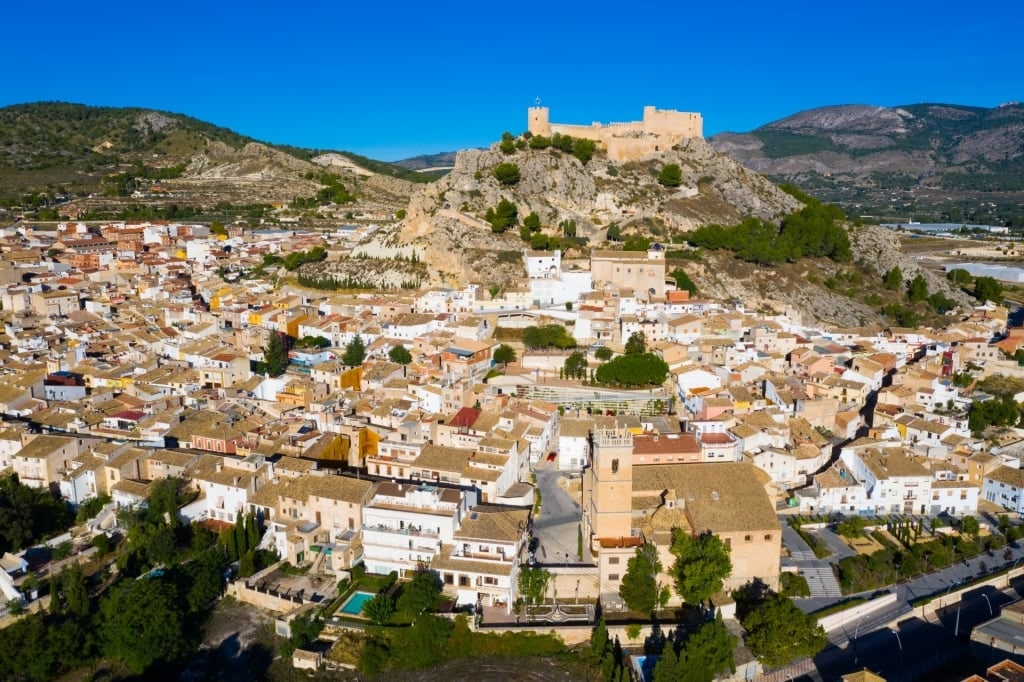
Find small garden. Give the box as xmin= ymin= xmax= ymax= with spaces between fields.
xmin=834 ymin=515 xmax=1005 ymax=594
xmin=304 ymin=564 xmax=576 ymax=678
xmin=325 ymin=564 xmax=399 ymax=621
xmin=788 ymin=517 xmax=832 ymax=559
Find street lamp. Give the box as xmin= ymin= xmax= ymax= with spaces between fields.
xmin=1010 ymin=557 xmax=1024 ymax=587
xmin=941 ymin=580 xmax=956 ymax=610
xmin=892 ymin=629 xmax=904 ymax=681
xmin=853 ymin=612 xmax=866 ymax=644
xmin=982 ymin=593 xmax=994 ymax=616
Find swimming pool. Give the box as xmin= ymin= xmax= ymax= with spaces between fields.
xmin=339 ymin=590 xmax=375 ymax=616
xmin=631 ymin=654 xmax=659 ymax=682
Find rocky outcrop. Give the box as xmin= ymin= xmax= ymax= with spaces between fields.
xmin=397 ymin=138 xmax=801 ymax=285
xmin=680 ymin=224 xmax=974 ymax=327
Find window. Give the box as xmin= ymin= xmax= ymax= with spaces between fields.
xmin=459 ymin=575 xmax=470 ymax=587
xmin=611 ymin=458 xmax=619 ymax=474
xmin=764 ymin=534 xmax=772 ymax=542
xmin=608 ymin=574 xmax=619 ymax=582
xmin=608 ymin=557 xmax=619 ymax=565
xmin=444 ymin=573 xmax=454 ymax=585
xmin=744 ymin=534 xmax=752 ymax=542
xmin=483 ymin=577 xmax=498 ymax=586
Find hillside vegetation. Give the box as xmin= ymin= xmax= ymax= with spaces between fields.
xmin=0 ymin=102 xmax=422 ymax=220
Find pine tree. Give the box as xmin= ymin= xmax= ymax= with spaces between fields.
xmin=883 ymin=266 xmax=903 ymax=290
xmin=247 ymin=513 xmax=261 ymax=551
xmin=264 ymin=331 xmax=288 ymax=376
xmin=342 ymin=334 xmax=367 ymax=366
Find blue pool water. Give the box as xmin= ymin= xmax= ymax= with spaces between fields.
xmin=339 ymin=591 xmax=375 ymax=615
xmin=633 ymin=654 xmax=658 ymax=682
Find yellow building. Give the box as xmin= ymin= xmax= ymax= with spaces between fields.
xmin=527 ymin=105 xmax=702 ymax=162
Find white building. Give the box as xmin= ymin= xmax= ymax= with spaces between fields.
xmin=929 ymin=479 xmax=979 ymax=516
xmin=361 ymin=482 xmax=469 ymax=578
xmin=524 ymin=250 xmax=594 ymax=307
xmin=983 ymin=466 xmax=1024 ymax=515
xmin=433 ymin=505 xmax=530 ymax=612
xmin=556 ymin=418 xmax=591 ymax=469
xmin=839 ymin=439 xmax=936 ymax=515
xmin=798 ymin=465 xmax=869 ymax=515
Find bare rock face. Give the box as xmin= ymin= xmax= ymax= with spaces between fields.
xmin=186 ymin=141 xmax=314 ymax=179
xmin=767 ymin=104 xmax=911 ymax=135
xmin=399 ymin=138 xmax=801 ymax=285
xmin=847 ymin=225 xmax=971 ymax=304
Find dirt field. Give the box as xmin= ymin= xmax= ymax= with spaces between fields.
xmin=847 ymin=534 xmax=886 ymax=555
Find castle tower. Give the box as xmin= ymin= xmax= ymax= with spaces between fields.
xmin=528 ymin=106 xmax=551 ymax=137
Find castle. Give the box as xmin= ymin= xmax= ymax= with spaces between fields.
xmin=527 ymin=105 xmax=703 ymax=161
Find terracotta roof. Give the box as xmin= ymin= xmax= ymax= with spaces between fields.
xmin=632 ymin=462 xmax=779 ymax=533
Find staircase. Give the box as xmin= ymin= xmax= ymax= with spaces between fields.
xmin=800 ymin=564 xmax=843 ymax=598
xmin=310 ymin=547 xmax=328 ymax=574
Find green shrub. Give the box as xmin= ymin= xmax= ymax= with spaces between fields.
xmin=780 ymin=572 xmax=811 ymax=598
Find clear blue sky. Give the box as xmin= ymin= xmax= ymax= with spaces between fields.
xmin=4 ymin=0 xmax=1021 ymax=161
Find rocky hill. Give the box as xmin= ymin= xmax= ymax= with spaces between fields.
xmin=347 ymin=133 xmax=970 ymax=326
xmin=0 ymin=102 xmax=420 ymax=218
xmin=688 ymin=224 xmax=973 ymax=327
xmin=709 ymin=102 xmax=1024 ymax=222
xmin=380 ymin=137 xmax=802 ymax=284
xmin=393 ymin=151 xmax=460 ymax=172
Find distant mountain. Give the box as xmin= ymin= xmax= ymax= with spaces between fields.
xmin=393 ymin=151 xmax=460 ymax=175
xmin=709 ymin=103 xmax=1024 ymax=222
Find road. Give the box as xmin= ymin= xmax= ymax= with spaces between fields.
xmin=813 ymin=582 xmax=1022 ymax=681
xmin=782 ymin=518 xmax=1024 ymax=618
xmin=778 ymin=520 xmax=1024 ymax=679
xmin=532 ymin=467 xmax=584 ymax=566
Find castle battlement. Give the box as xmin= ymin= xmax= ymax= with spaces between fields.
xmin=527 ymin=105 xmax=703 ymax=161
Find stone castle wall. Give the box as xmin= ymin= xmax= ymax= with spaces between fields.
xmin=527 ymin=105 xmax=703 ymax=161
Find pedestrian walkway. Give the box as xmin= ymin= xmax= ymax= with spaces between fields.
xmin=789 ymin=547 xmax=816 ymax=562
xmin=783 ymin=523 xmax=844 ymax=598
xmin=801 ymin=564 xmax=843 ymax=598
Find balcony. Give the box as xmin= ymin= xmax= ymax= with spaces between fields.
xmin=362 ymin=524 xmax=439 ymax=539
xmin=454 ymin=549 xmax=513 ymax=564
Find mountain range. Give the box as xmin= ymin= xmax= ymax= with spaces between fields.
xmin=708 ymin=102 xmax=1024 ymax=224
